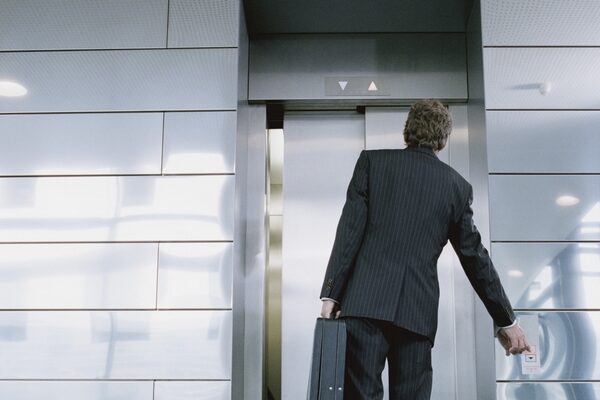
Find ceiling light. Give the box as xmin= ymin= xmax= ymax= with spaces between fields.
xmin=556 ymin=195 xmax=580 ymax=207
xmin=508 ymin=270 xmax=524 ymax=278
xmin=0 ymin=81 xmax=27 ymax=97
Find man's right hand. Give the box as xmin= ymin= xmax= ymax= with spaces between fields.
xmin=497 ymin=323 xmax=532 ymax=356
xmin=320 ymin=299 xmax=341 ymax=319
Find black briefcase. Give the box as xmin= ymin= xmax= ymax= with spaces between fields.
xmin=307 ymin=317 xmax=347 ymax=400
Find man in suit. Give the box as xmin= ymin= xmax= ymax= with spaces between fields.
xmin=319 ymin=100 xmax=530 ymax=399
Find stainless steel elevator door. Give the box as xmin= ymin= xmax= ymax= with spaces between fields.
xmin=282 ymin=111 xmax=366 ymax=400
xmin=281 ymin=106 xmax=476 ymax=400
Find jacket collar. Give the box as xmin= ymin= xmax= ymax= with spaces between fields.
xmin=404 ymin=145 xmax=438 ymax=159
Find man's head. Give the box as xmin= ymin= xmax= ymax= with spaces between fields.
xmin=403 ymin=100 xmax=452 ymax=152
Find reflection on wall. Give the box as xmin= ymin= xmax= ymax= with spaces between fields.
xmin=0 ymin=176 xmax=235 ymax=242
xmin=0 ymin=310 xmax=233 ymax=379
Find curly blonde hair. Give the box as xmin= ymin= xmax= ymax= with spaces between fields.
xmin=403 ymin=100 xmax=452 ymax=151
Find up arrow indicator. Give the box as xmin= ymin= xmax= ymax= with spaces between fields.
xmin=338 ymin=80 xmax=348 ymax=90
xmin=368 ymin=81 xmax=378 ymax=91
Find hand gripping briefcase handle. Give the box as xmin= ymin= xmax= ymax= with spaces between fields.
xmin=307 ymin=317 xmax=347 ymax=400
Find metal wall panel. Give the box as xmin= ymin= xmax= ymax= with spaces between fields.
xmin=0 ymin=113 xmax=163 ymax=176
xmin=0 ymin=381 xmax=153 ymax=400
xmin=489 ymin=175 xmax=600 ymax=241
xmin=0 ymin=310 xmax=232 ymax=379
xmin=496 ymin=311 xmax=600 ymax=380
xmin=0 ymin=243 xmax=157 ymax=309
xmin=482 ymin=0 xmax=600 ymax=46
xmin=492 ymin=242 xmax=600 ymax=310
xmin=157 ymin=242 xmax=233 ymax=309
xmin=497 ymin=382 xmax=600 ymax=400
xmin=0 ymin=175 xmax=235 ymax=242
xmin=0 ymin=0 xmax=242 ymax=396
xmin=0 ymin=49 xmax=237 ymax=113
xmin=483 ymin=48 xmax=600 ymax=109
xmin=163 ymin=112 xmax=237 ymax=174
xmin=481 ymin=1 xmax=600 ymax=395
xmin=249 ymin=34 xmax=467 ymax=101
xmin=487 ymin=111 xmax=600 ymax=173
xmin=167 ymin=0 xmax=239 ymax=48
xmin=154 ymin=381 xmax=230 ymax=400
xmin=0 ymin=0 xmax=168 ymax=50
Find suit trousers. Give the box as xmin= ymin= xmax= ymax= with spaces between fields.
xmin=342 ymin=316 xmax=433 ymax=400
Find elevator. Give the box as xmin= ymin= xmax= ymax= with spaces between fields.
xmin=243 ymin=3 xmax=497 ymax=395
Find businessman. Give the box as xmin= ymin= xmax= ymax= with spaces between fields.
xmin=319 ymin=100 xmax=530 ymax=399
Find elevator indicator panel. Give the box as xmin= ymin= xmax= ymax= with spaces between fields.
xmin=325 ymin=76 xmax=390 ymax=96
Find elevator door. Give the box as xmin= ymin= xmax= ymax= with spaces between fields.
xmin=281 ymin=106 xmax=476 ymax=400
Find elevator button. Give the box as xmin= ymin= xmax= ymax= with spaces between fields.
xmin=525 ymin=354 xmax=537 ymax=363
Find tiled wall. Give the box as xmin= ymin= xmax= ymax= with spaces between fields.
xmin=0 ymin=1 xmax=245 ymax=399
xmin=480 ymin=1 xmax=600 ymax=398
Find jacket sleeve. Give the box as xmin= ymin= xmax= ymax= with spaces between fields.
xmin=448 ymin=183 xmax=516 ymax=328
xmin=319 ymin=149 xmax=370 ymax=302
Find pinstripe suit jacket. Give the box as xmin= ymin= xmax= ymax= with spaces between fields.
xmin=319 ymin=146 xmax=515 ymax=344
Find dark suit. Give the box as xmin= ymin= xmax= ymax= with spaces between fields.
xmin=319 ymin=146 xmax=515 ymax=399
